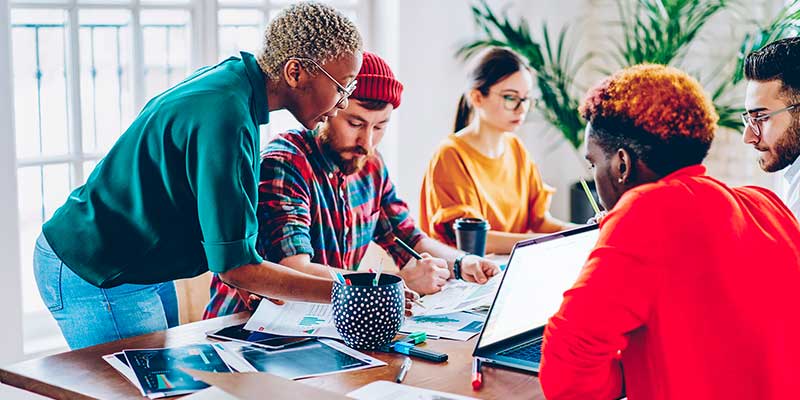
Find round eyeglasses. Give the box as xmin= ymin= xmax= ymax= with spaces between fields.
xmin=289 ymin=56 xmax=358 ymax=108
xmin=741 ymin=104 xmax=799 ymax=137
xmin=491 ymin=92 xmax=535 ymax=111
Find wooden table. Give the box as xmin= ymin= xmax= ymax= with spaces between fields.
xmin=0 ymin=313 xmax=542 ymax=399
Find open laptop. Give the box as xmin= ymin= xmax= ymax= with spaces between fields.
xmin=472 ymin=224 xmax=600 ymax=373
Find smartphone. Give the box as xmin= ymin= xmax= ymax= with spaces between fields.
xmin=206 ymin=324 xmax=314 ymax=350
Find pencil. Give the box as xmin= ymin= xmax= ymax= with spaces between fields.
xmin=393 ymin=237 xmax=423 ymax=260
xmin=328 ymin=269 xmax=340 ymax=283
xmin=580 ymin=178 xmax=601 ymax=215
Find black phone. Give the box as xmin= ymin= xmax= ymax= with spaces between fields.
xmin=206 ymin=324 xmax=314 ymax=350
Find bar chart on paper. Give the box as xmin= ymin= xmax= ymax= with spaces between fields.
xmin=411 ymin=274 xmax=503 ymax=316
xmin=122 ymin=344 xmax=232 ymax=398
xmin=400 ymin=312 xmax=486 ymax=341
xmin=244 ymin=301 xmax=342 ymax=339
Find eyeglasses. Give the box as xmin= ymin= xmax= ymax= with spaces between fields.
xmin=741 ymin=103 xmax=799 ymax=137
xmin=289 ymin=56 xmax=358 ymax=108
xmin=491 ymin=92 xmax=535 ymax=111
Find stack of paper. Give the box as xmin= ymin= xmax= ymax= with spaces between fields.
xmin=411 ymin=273 xmax=503 ymax=316
xmin=243 ymin=301 xmax=342 ymax=340
xmin=242 ymin=274 xmax=504 ymax=343
xmin=211 ymin=339 xmax=385 ymax=379
xmin=399 ymin=311 xmax=486 ymax=341
xmin=103 ymin=344 xmax=232 ymax=398
xmin=104 ymin=340 xmax=385 ymax=397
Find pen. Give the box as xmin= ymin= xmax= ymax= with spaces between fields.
xmin=393 ymin=237 xmax=423 ymax=260
xmin=335 ymin=272 xmax=346 ymax=284
xmin=393 ymin=342 xmax=448 ymax=363
xmin=411 ymin=298 xmax=427 ymax=309
xmin=395 ymin=357 xmax=412 ymax=383
xmin=471 ymin=357 xmax=483 ymax=390
xmin=580 ymin=178 xmax=602 ymax=216
xmin=373 ymin=259 xmax=384 ymax=287
xmin=328 ymin=269 xmax=340 ymax=283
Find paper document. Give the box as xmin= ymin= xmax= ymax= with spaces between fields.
xmin=400 ymin=311 xmax=485 ymax=341
xmin=411 ymin=273 xmax=503 ymax=316
xmin=104 ymin=344 xmax=233 ymax=398
xmin=103 ymin=353 xmax=151 ymax=396
xmin=347 ymin=380 xmax=478 ymax=400
xmin=243 ymin=301 xmax=341 ymax=340
xmin=212 ymin=339 xmax=385 ymax=379
xmin=123 ymin=344 xmax=231 ymax=398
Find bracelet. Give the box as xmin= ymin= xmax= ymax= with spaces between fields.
xmin=454 ymin=254 xmax=470 ymax=280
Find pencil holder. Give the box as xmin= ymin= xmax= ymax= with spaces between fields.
xmin=332 ymin=273 xmax=404 ymax=350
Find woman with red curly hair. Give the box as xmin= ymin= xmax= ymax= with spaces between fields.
xmin=539 ymin=64 xmax=800 ymax=400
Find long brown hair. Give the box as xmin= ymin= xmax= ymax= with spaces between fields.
xmin=454 ymin=47 xmax=530 ymax=132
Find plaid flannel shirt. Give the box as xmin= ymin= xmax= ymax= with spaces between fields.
xmin=204 ymin=129 xmax=426 ymax=318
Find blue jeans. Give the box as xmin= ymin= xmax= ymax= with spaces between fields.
xmin=33 ymin=233 xmax=179 ymax=350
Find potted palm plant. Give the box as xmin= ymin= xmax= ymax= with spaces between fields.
xmin=459 ymin=0 xmax=800 ymax=222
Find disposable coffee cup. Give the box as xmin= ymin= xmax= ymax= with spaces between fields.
xmin=453 ymin=217 xmax=489 ymax=257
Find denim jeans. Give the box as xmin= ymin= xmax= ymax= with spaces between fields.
xmin=33 ymin=233 xmax=179 ymax=350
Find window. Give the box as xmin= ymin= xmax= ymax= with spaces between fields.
xmin=3 ymin=0 xmax=370 ymax=358
xmin=217 ymin=0 xmax=368 ymax=140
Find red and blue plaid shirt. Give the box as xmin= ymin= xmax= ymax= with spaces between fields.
xmin=204 ymin=129 xmax=426 ymax=319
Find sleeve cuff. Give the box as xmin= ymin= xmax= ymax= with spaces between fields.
xmin=203 ymin=233 xmax=264 ymax=273
xmin=266 ymin=231 xmax=315 ymax=262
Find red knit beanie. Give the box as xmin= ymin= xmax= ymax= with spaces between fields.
xmin=351 ymin=51 xmax=403 ymax=109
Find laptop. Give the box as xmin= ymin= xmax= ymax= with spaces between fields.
xmin=472 ymin=224 xmax=600 ymax=373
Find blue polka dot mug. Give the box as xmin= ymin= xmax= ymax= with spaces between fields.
xmin=332 ymin=273 xmax=405 ymax=350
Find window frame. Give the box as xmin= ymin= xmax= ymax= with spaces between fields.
xmin=1 ymin=0 xmax=372 ymax=360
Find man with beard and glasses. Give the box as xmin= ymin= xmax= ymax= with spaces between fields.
xmin=743 ymin=37 xmax=800 ymax=219
xmin=204 ymin=52 xmax=500 ymax=318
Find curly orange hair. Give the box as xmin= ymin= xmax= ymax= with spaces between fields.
xmin=580 ymin=64 xmax=718 ymax=143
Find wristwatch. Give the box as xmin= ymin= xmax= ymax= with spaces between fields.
xmin=454 ymin=254 xmax=471 ymax=280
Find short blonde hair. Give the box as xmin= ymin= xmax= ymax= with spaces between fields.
xmin=257 ymin=2 xmax=363 ymax=79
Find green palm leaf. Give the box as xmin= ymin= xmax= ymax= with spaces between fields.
xmin=614 ymin=0 xmax=727 ymax=67
xmin=457 ymin=0 xmax=591 ymax=150
xmin=713 ymin=0 xmax=800 ymax=132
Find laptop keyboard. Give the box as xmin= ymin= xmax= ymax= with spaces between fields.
xmin=498 ymin=337 xmax=542 ymax=363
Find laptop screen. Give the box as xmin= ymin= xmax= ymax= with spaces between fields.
xmin=477 ymin=225 xmax=600 ymax=349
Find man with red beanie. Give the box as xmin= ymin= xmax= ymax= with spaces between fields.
xmin=205 ymin=52 xmax=499 ymax=318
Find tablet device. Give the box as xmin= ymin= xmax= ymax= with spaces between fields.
xmin=206 ymin=323 xmax=314 ymax=350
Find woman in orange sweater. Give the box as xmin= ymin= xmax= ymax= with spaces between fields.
xmin=419 ymin=47 xmax=570 ymax=254
xmin=539 ymin=64 xmax=800 ymax=399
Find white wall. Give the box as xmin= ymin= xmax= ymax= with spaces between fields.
xmin=384 ymin=0 xmax=784 ymax=222
xmin=391 ymin=0 xmax=472 ymax=216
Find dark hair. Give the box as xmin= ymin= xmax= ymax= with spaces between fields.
xmin=454 ymin=47 xmax=530 ymax=132
xmin=589 ymin=118 xmax=712 ymax=177
xmin=352 ymin=98 xmax=390 ymax=111
xmin=744 ymin=37 xmax=800 ymax=104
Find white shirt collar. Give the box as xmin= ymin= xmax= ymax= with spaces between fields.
xmin=785 ymin=155 xmax=800 ymax=183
